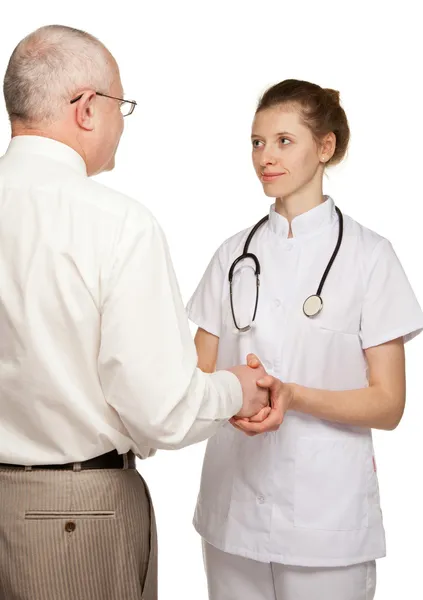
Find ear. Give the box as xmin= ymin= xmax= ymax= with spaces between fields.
xmin=320 ymin=132 xmax=336 ymax=163
xmin=73 ymin=91 xmax=97 ymax=131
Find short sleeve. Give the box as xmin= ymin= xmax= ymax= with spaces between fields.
xmin=360 ymin=238 xmax=423 ymax=349
xmin=186 ymin=247 xmax=225 ymax=337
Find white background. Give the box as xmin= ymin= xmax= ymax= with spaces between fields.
xmin=1 ymin=2 xmax=422 ymax=598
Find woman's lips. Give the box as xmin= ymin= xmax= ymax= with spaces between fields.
xmin=261 ymin=172 xmax=285 ymax=182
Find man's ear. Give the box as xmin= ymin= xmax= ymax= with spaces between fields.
xmin=73 ymin=91 xmax=97 ymax=131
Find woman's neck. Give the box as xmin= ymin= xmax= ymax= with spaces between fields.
xmin=275 ymin=186 xmax=325 ymax=237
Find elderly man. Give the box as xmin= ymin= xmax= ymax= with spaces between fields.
xmin=0 ymin=25 xmax=271 ymax=600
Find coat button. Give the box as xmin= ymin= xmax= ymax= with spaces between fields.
xmin=257 ymin=495 xmax=265 ymax=504
xmin=65 ymin=521 xmax=76 ymax=533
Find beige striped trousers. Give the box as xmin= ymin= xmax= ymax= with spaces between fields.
xmin=0 ymin=467 xmax=157 ymax=600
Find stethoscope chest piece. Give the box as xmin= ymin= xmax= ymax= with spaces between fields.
xmin=303 ymin=294 xmax=323 ymax=318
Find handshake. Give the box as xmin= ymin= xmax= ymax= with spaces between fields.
xmin=225 ymin=354 xmax=294 ymax=437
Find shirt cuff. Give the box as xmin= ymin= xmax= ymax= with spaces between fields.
xmin=199 ymin=370 xmax=243 ymax=420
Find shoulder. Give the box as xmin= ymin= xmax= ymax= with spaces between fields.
xmin=212 ymin=222 xmax=261 ymax=268
xmin=76 ymin=178 xmax=155 ymax=228
xmin=61 ymin=177 xmax=164 ymax=251
xmin=342 ymin=212 xmax=390 ymax=258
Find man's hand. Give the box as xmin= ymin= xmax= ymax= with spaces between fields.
xmin=230 ymin=354 xmax=293 ymax=436
xmin=226 ymin=358 xmax=270 ymax=419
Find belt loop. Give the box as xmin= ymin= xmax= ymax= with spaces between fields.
xmin=24 ymin=466 xmax=33 ymax=472
xmin=123 ymin=453 xmax=129 ymax=470
xmin=73 ymin=462 xmax=82 ymax=472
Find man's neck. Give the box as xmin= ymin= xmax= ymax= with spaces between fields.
xmin=11 ymin=122 xmax=87 ymax=166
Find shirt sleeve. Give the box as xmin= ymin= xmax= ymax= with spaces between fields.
xmin=97 ymin=208 xmax=242 ymax=451
xmin=360 ymin=238 xmax=423 ymax=349
xmin=186 ymin=247 xmax=225 ymax=337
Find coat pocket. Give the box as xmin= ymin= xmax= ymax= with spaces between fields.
xmin=294 ymin=437 xmax=369 ymax=531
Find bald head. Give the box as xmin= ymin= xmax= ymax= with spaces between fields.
xmin=3 ymin=25 xmax=117 ymax=126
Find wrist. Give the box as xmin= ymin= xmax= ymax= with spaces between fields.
xmin=288 ymin=383 xmax=300 ymax=411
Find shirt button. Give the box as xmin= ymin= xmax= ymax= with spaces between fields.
xmin=274 ymin=299 xmax=281 ymax=308
xmin=257 ymin=495 xmax=265 ymax=504
xmin=285 ymin=244 xmax=293 ymax=252
xmin=65 ymin=521 xmax=76 ymax=533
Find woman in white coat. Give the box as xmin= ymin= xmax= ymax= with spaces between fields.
xmin=187 ymin=79 xmax=423 ymax=600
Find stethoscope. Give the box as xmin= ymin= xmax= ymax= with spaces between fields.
xmin=228 ymin=206 xmax=343 ymax=332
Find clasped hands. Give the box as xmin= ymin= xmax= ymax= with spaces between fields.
xmin=229 ymin=354 xmax=294 ymax=437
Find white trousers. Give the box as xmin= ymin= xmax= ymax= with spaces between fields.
xmin=203 ymin=542 xmax=376 ymax=600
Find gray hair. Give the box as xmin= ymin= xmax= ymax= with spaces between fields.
xmin=3 ymin=25 xmax=116 ymax=125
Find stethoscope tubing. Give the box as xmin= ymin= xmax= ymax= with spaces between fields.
xmin=228 ymin=206 xmax=343 ymax=330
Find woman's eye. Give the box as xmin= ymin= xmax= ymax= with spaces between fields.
xmin=280 ymin=137 xmax=291 ymax=145
xmin=252 ymin=140 xmax=262 ymax=148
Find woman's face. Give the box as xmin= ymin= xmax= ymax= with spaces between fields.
xmin=251 ymin=104 xmax=328 ymax=199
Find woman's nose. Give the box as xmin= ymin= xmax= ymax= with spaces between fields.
xmin=259 ymin=147 xmax=277 ymax=167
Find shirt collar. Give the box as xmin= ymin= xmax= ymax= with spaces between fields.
xmin=268 ymin=195 xmax=336 ymax=239
xmin=6 ymin=135 xmax=87 ymax=176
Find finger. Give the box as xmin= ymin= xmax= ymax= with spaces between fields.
xmin=231 ymin=403 xmax=271 ymax=424
xmin=234 ymin=420 xmax=276 ymax=435
xmin=232 ymin=419 xmax=264 ymax=434
xmin=248 ymin=406 xmax=271 ymax=423
xmin=230 ymin=416 xmax=251 ymax=424
xmin=246 ymin=353 xmax=262 ymax=369
xmin=230 ymin=419 xmax=257 ymax=436
xmin=230 ymin=417 xmax=254 ymax=426
xmin=233 ymin=410 xmax=284 ymax=435
xmin=256 ymin=375 xmax=276 ymax=389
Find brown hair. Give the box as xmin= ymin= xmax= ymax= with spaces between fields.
xmin=256 ymin=79 xmax=350 ymax=166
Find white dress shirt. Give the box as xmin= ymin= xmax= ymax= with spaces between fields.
xmin=0 ymin=135 xmax=242 ymax=465
xmin=187 ymin=196 xmax=423 ymax=567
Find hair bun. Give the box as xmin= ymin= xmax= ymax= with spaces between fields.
xmin=324 ymin=88 xmax=340 ymax=104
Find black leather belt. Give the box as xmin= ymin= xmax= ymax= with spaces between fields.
xmin=0 ymin=450 xmax=136 ymax=471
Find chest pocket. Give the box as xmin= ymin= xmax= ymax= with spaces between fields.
xmin=296 ymin=244 xmax=364 ymax=337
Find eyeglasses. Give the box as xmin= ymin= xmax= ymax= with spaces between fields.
xmin=70 ymin=91 xmax=137 ymax=117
